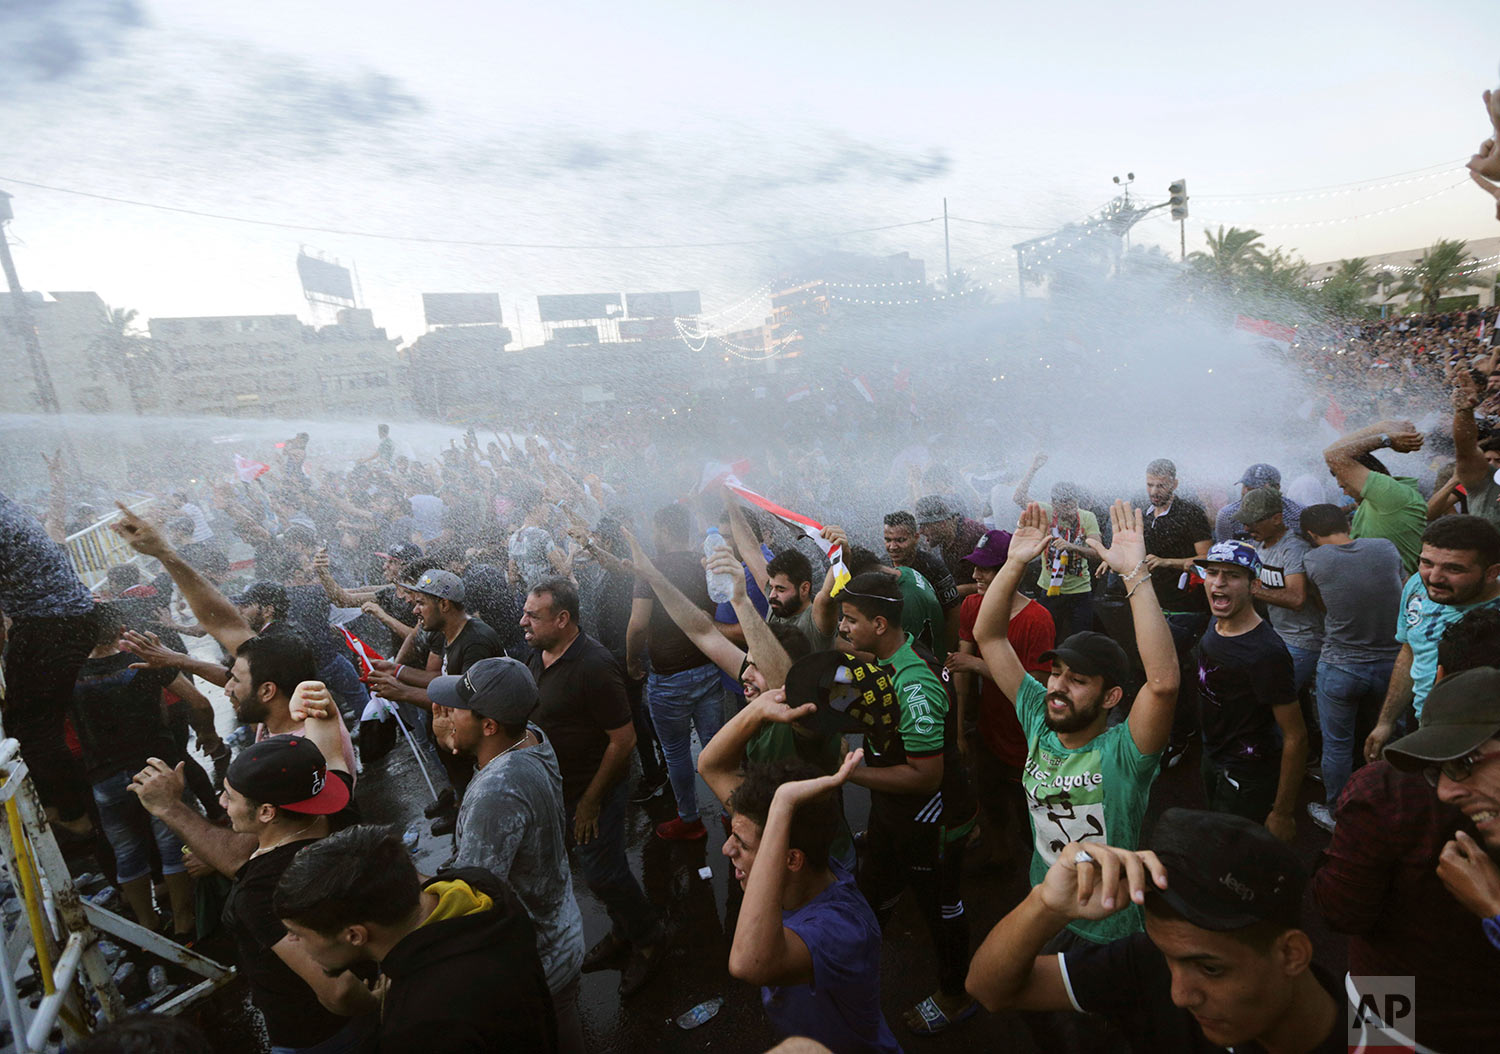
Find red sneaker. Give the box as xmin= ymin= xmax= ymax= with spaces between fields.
xmin=655 ymin=817 xmax=707 ymax=841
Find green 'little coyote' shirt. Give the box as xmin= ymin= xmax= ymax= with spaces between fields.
xmin=1016 ymin=675 xmax=1161 ymax=944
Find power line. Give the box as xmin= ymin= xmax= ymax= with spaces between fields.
xmin=0 ymin=174 xmax=940 ymax=251
xmin=1194 ymin=158 xmax=1467 ymax=199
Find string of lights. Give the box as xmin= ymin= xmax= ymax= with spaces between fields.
xmin=1194 ymin=161 xmax=1467 ymax=204
xmin=1193 ymin=179 xmax=1470 ymax=231
xmin=1303 ymin=253 xmax=1500 ymax=288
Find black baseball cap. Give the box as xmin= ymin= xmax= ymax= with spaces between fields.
xmin=1039 ymin=632 xmax=1131 ymax=687
xmin=375 ymin=543 xmax=422 ymax=564
xmin=428 ymin=657 xmax=538 ymax=726
xmin=1145 ymin=808 xmax=1305 ymax=931
xmin=1383 ymin=668 xmax=1500 ymax=770
xmin=783 ymin=651 xmax=901 ymax=752
xmin=226 ymin=735 xmax=349 ymax=815
xmin=232 ymin=581 xmax=288 ymax=612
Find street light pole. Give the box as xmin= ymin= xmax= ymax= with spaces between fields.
xmin=0 ymin=192 xmax=61 ymax=413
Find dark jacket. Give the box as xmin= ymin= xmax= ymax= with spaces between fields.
xmin=377 ymin=867 xmax=556 ymax=1053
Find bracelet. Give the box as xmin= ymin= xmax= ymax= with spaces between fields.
xmin=395 ymin=664 xmax=405 ymax=680
xmin=1126 ymin=576 xmax=1154 ymax=599
xmin=1123 ymin=559 xmax=1147 ymax=579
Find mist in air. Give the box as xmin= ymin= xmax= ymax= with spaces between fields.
xmin=0 ymin=0 xmax=1464 ymax=528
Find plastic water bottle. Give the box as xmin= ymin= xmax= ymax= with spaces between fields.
xmin=674 ymin=996 xmax=724 ymax=1030
xmin=704 ymin=527 xmax=735 ymax=603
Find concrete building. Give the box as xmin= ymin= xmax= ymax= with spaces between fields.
xmin=0 ymin=291 xmax=129 ymax=415
xmin=148 ymin=308 xmax=407 ymax=418
xmin=1306 ymin=235 xmax=1500 ymax=310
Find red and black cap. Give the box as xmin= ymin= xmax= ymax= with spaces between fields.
xmin=226 ymin=735 xmax=349 ymax=815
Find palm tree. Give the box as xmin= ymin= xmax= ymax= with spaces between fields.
xmin=1395 ymin=239 xmax=1480 ymax=314
xmin=90 ymin=304 xmax=160 ymax=415
xmin=1187 ymin=226 xmax=1268 ymax=283
xmin=1318 ymin=257 xmax=1379 ymax=317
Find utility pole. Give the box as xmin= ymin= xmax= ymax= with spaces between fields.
xmin=0 ymin=191 xmax=61 ymax=413
xmin=943 ymin=197 xmax=952 ymax=286
xmin=1180 ymin=219 xmax=1186 ymax=262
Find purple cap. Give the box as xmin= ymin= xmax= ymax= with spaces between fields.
xmin=962 ymin=529 xmax=1013 ymax=568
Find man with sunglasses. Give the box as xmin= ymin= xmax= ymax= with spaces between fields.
xmin=1313 ymin=621 xmax=1500 ymax=1052
xmin=1385 ymin=666 xmax=1500 ymax=953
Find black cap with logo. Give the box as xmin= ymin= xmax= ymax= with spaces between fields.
xmin=226 ymin=735 xmax=349 ymax=815
xmin=1145 ymin=808 xmax=1305 ymax=931
xmin=783 ymin=651 xmax=902 ymax=752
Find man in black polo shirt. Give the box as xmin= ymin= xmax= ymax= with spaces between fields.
xmin=524 ymin=576 xmax=664 ymax=997
xmin=1140 ymin=458 xmax=1213 ymax=769
xmin=966 ymin=808 xmax=1345 ymax=1053
xmin=884 ymin=509 xmax=962 ymax=648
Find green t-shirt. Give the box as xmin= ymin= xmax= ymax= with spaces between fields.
xmin=1016 ymin=675 xmax=1161 ymax=944
xmin=1034 ymin=504 xmax=1101 ymax=597
xmin=1351 ymin=473 xmax=1425 ymax=576
xmin=897 ymin=566 xmax=946 ymax=661
xmin=746 ymin=722 xmax=854 ymax=867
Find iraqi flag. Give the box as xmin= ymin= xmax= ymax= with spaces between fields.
xmin=341 ymin=628 xmax=398 ymax=722
xmin=723 ymin=483 xmax=850 ymax=596
xmin=787 ymin=384 xmax=811 ymax=403
xmin=850 ymin=374 xmax=876 ymax=404
xmin=1235 ymin=315 xmax=1296 ymax=346
xmin=234 ymin=454 xmax=270 ymax=482
xmin=695 ymin=458 xmax=753 ymax=494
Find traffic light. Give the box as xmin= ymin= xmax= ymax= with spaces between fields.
xmin=1169 ymin=179 xmax=1189 ymax=222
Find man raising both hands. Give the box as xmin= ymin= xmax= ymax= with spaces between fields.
xmin=972 ymin=500 xmax=1179 ymax=950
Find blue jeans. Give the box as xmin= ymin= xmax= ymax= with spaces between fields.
xmin=1316 ymin=659 xmax=1394 ymax=809
xmin=92 ymin=769 xmax=186 ymax=885
xmin=318 ymin=654 xmax=371 ymax=724
xmin=1284 ymin=644 xmax=1320 ymax=695
xmin=568 ymin=779 xmax=659 ymax=945
xmin=647 ymin=664 xmax=724 ymax=823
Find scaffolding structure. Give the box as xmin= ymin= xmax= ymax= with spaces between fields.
xmin=0 ymin=738 xmax=233 ymax=1050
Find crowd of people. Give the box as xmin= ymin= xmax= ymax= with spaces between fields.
xmin=4 ymin=334 xmax=1500 ymax=1053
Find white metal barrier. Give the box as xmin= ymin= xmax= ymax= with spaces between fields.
xmin=0 ymin=738 xmax=234 ymax=1050
xmin=61 ymin=502 xmax=153 ymax=593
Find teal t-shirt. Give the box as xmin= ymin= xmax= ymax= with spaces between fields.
xmin=1351 ymin=473 xmax=1425 ymax=576
xmin=1395 ymin=573 xmax=1500 ymax=719
xmin=1016 ymin=675 xmax=1161 ymax=944
xmin=897 ymin=566 xmax=946 ymax=661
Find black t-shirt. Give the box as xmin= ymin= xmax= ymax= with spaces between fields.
xmin=909 ymin=549 xmax=961 ymax=612
xmin=70 ymin=653 xmax=181 ymax=781
xmin=582 ymin=565 xmax=634 ymax=660
xmin=461 ymin=564 xmax=524 ymax=653
xmin=1063 ymin=930 xmax=1346 ymax=1054
xmin=437 ymin=618 xmax=506 ymax=677
xmin=375 ymin=585 xmax=418 ymax=655
xmin=285 ymin=584 xmax=342 ymax=667
xmin=1194 ymin=619 xmax=1295 ymax=769
xmin=530 ymin=632 xmax=633 ymax=804
xmin=223 ymin=835 xmax=347 ymax=1049
xmin=632 ymin=551 xmax=715 ymax=676
xmin=1144 ymin=499 xmax=1213 ymax=612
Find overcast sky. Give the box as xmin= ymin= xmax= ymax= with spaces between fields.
xmin=4 ymin=0 xmax=1499 ymax=345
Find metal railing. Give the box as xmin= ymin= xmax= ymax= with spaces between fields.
xmin=61 ymin=501 xmax=153 ymax=592
xmin=0 ymin=738 xmax=234 ymax=1050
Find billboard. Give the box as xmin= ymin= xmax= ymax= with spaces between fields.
xmin=619 ymin=318 xmax=676 ymax=341
xmin=423 ymin=293 xmax=503 ymax=327
xmin=296 ymin=253 xmax=355 ymax=302
xmin=626 ymin=290 xmax=702 ymax=319
xmin=552 ymin=326 xmax=599 ymax=346
xmin=537 ymin=293 xmax=622 ymax=323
